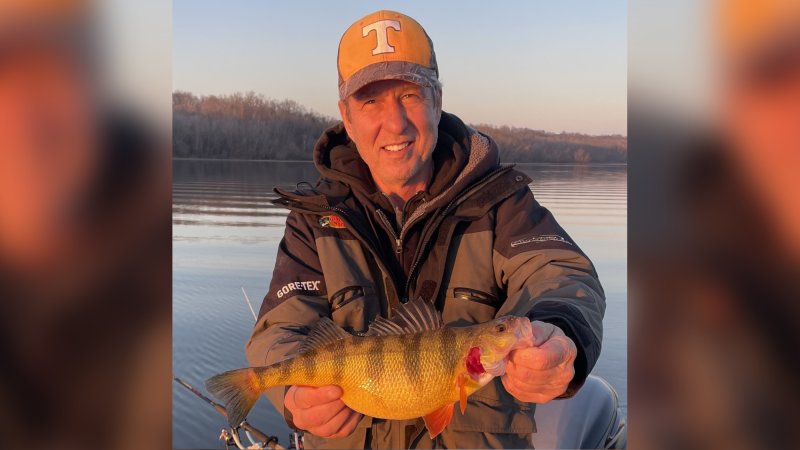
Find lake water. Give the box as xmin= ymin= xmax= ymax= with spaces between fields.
xmin=173 ymin=160 xmax=627 ymax=449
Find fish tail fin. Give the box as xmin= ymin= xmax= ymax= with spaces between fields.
xmin=205 ymin=368 xmax=261 ymax=427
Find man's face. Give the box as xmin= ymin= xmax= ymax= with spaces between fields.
xmin=338 ymin=79 xmax=442 ymax=190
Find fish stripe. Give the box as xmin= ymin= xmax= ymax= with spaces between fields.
xmin=333 ymin=339 xmax=345 ymax=383
xmin=442 ymin=328 xmax=458 ymax=372
xmin=277 ymin=357 xmax=292 ymax=384
xmin=303 ymin=350 xmax=316 ymax=381
xmin=370 ymin=336 xmax=385 ymax=386
xmin=403 ymin=333 xmax=423 ymax=388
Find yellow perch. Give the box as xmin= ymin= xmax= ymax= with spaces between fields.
xmin=206 ymin=299 xmax=533 ymax=438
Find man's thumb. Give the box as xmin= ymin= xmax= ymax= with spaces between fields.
xmin=530 ymin=320 xmax=557 ymax=347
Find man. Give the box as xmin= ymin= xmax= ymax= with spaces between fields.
xmin=247 ymin=10 xmax=605 ymax=449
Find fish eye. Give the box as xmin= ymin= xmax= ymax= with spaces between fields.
xmin=495 ymin=323 xmax=507 ymax=332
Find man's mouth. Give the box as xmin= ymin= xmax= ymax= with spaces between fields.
xmin=382 ymin=141 xmax=413 ymax=152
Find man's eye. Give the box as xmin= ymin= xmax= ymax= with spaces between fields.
xmin=363 ymin=99 xmax=376 ymax=105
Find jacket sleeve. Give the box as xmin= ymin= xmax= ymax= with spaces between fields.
xmin=245 ymin=211 xmax=331 ymax=426
xmin=492 ymin=186 xmax=606 ymax=398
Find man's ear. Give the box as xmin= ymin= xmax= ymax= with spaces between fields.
xmin=338 ymin=100 xmax=352 ymax=136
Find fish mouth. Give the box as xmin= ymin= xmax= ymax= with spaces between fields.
xmin=482 ymin=359 xmax=507 ymax=376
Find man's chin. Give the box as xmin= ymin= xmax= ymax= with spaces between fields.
xmin=372 ymin=159 xmax=433 ymax=193
xmin=376 ymin=169 xmax=416 ymax=186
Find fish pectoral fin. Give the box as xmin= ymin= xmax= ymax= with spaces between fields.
xmin=457 ymin=374 xmax=468 ymax=414
xmin=298 ymin=317 xmax=350 ymax=354
xmin=423 ymin=403 xmax=455 ymax=439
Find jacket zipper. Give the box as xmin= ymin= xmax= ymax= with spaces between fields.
xmin=376 ymin=191 xmax=425 ymax=256
xmin=375 ymin=209 xmax=402 ymax=255
xmin=404 ymin=197 xmax=459 ymax=298
xmin=398 ymin=166 xmax=514 ymax=245
xmin=403 ymin=166 xmax=516 ymax=299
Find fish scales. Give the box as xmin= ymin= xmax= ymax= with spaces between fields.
xmin=206 ymin=300 xmax=534 ymax=438
xmin=246 ymin=330 xmax=468 ymax=419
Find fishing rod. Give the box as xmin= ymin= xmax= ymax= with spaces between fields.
xmin=242 ymin=286 xmax=258 ymax=322
xmin=174 ymin=377 xmax=287 ymax=450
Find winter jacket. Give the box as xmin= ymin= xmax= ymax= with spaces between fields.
xmin=245 ymin=112 xmax=605 ymax=449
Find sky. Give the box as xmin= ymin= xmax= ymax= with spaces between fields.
xmin=173 ymin=0 xmax=627 ymax=136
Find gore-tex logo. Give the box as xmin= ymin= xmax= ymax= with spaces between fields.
xmin=276 ymin=280 xmax=322 ymax=298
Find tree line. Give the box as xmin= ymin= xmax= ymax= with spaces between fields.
xmin=173 ymin=91 xmax=627 ymax=163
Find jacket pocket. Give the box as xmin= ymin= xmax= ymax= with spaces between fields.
xmin=330 ymin=285 xmax=365 ymax=311
xmin=443 ymin=286 xmax=500 ymax=326
xmin=453 ymin=287 xmax=499 ymax=307
xmin=330 ymin=285 xmax=378 ymax=333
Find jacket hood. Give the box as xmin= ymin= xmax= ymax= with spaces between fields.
xmin=312 ymin=111 xmax=500 ymax=214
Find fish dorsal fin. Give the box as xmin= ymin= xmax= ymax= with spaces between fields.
xmin=364 ymin=316 xmax=407 ymax=336
xmin=366 ymin=298 xmax=444 ymax=336
xmin=298 ymin=317 xmax=350 ymax=353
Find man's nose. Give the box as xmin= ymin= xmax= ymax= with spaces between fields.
xmin=382 ymin=99 xmax=409 ymax=135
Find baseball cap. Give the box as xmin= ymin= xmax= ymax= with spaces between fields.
xmin=337 ymin=10 xmax=439 ymax=100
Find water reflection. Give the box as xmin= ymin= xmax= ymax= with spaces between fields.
xmin=173 ymin=160 xmax=319 ymax=236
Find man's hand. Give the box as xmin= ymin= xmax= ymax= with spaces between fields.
xmin=284 ymin=385 xmax=363 ymax=439
xmin=501 ymin=320 xmax=578 ymax=403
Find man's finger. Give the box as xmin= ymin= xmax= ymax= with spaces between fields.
xmin=533 ymin=345 xmax=565 ymax=370
xmin=293 ymin=385 xmax=343 ymax=409
xmin=502 ymin=372 xmax=570 ymax=402
xmin=511 ymin=343 xmax=567 ymax=370
xmin=293 ymin=399 xmax=347 ymax=430
xmin=505 ymin=364 xmax=574 ymax=392
xmin=540 ymin=335 xmax=577 ymax=366
xmin=505 ymin=362 xmax=562 ymax=387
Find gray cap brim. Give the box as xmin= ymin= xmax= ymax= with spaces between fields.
xmin=339 ymin=60 xmax=438 ymax=100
